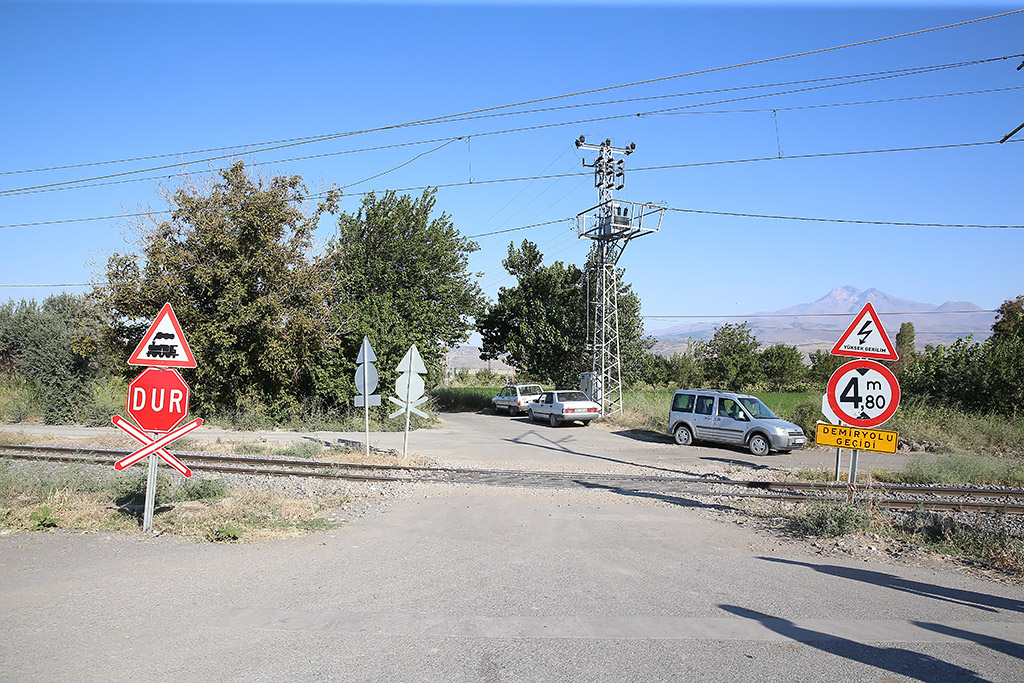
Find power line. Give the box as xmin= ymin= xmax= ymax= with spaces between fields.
xmin=4 ymin=54 xmax=1007 ymax=180
xmin=2 ymin=9 xmax=1018 ymax=189
xmin=642 ymin=310 xmax=996 ymax=320
xmin=4 ymin=55 xmax=1018 ymax=200
xmin=0 ymin=283 xmax=98 ymax=288
xmin=664 ymin=207 xmax=1024 ymax=230
xmin=2 ymin=137 xmax=1020 ymax=231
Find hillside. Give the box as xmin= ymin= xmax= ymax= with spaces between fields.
xmin=650 ymin=286 xmax=995 ymax=356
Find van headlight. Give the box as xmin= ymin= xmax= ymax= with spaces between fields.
xmin=774 ymin=426 xmax=788 ymax=436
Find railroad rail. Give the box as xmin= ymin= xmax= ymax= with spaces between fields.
xmin=2 ymin=443 xmax=1023 ymax=514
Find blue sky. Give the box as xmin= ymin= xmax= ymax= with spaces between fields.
xmin=1 ymin=1 xmax=1021 ymax=340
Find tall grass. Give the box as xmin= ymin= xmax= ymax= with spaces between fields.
xmin=873 ymin=453 xmax=1024 ymax=487
xmin=0 ymin=379 xmax=40 ymax=423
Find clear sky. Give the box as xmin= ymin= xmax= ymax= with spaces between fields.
xmin=1 ymin=1 xmax=1021 ymax=340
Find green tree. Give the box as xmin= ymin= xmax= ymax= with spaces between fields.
xmin=696 ymin=322 xmax=761 ymax=391
xmin=477 ymin=240 xmax=651 ymax=387
xmin=808 ymin=349 xmax=845 ymax=385
xmin=901 ymin=337 xmax=986 ymax=412
xmin=97 ymin=162 xmax=341 ymax=417
xmin=759 ymin=343 xmax=806 ymax=392
xmin=478 ymin=241 xmax=587 ymax=386
xmin=892 ymin=321 xmax=918 ymax=376
xmin=324 ymin=188 xmax=486 ymax=404
xmin=983 ymin=295 xmax=1024 ymax=418
xmin=0 ymin=294 xmax=103 ymax=423
xmin=991 ymin=294 xmax=1024 ymax=340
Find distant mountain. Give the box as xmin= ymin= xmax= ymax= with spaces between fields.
xmin=651 ymin=286 xmax=995 ymax=356
xmin=446 ymin=345 xmax=513 ymax=372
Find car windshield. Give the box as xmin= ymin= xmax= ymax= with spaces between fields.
xmin=738 ymin=397 xmax=777 ymax=419
xmin=557 ymin=391 xmax=589 ymax=402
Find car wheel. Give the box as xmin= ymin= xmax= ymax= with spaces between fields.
xmin=493 ymin=404 xmax=501 ymax=414
xmin=549 ymin=414 xmax=559 ymax=427
xmin=510 ymin=406 xmax=520 ymax=417
xmin=673 ymin=425 xmax=693 ymax=446
xmin=748 ymin=433 xmax=771 ymax=456
xmin=528 ymin=409 xmax=536 ymax=422
xmin=581 ymin=420 xmax=591 ymax=427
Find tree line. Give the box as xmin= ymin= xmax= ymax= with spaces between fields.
xmin=1 ymin=163 xmax=485 ymax=424
xmin=1 ymin=162 xmax=1021 ymax=425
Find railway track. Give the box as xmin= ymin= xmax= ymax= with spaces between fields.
xmin=3 ymin=443 xmax=1023 ymax=514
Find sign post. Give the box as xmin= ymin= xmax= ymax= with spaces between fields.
xmin=827 ymin=302 xmax=901 ymax=490
xmin=388 ymin=344 xmax=427 ymax=460
xmin=354 ymin=337 xmax=381 ymax=459
xmin=113 ymin=304 xmax=199 ymax=533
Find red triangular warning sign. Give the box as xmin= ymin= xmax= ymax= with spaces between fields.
xmin=127 ymin=303 xmax=197 ymax=368
xmin=830 ymin=302 xmax=899 ymax=361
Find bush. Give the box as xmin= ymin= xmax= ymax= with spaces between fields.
xmin=781 ymin=399 xmax=823 ymax=440
xmin=113 ymin=473 xmax=172 ymax=507
xmin=0 ymin=379 xmax=39 ymax=423
xmin=430 ymin=386 xmax=496 ymax=412
xmin=29 ymin=506 xmax=58 ymax=529
xmin=173 ymin=478 xmax=228 ymax=501
xmin=794 ymin=502 xmax=871 ymax=537
xmin=81 ymin=377 xmax=129 ymax=427
xmin=206 ymin=522 xmax=243 ymax=542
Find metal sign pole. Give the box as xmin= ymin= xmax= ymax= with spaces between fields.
xmin=142 ymin=442 xmax=159 ymax=532
xmin=834 ymin=448 xmax=842 ymax=482
xmin=849 ymin=449 xmax=860 ymax=486
xmin=362 ymin=348 xmax=370 ymax=460
xmin=402 ymin=366 xmax=413 ymax=460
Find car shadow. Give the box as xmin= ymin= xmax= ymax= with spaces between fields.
xmin=610 ymin=428 xmax=671 ymax=443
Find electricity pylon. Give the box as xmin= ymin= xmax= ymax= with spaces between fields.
xmin=575 ymin=136 xmax=664 ymax=417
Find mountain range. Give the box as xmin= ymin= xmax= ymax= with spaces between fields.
xmin=649 ymin=286 xmax=996 ymax=356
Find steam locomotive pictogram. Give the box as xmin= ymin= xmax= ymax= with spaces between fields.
xmin=146 ymin=332 xmax=178 ymax=358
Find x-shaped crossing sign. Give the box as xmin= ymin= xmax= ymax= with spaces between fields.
xmin=111 ymin=414 xmax=202 ymax=478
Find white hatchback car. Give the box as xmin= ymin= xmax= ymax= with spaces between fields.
xmin=528 ymin=390 xmax=601 ymax=427
xmin=492 ymin=383 xmax=544 ymax=416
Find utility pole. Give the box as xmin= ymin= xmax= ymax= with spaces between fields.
xmin=574 ymin=136 xmax=664 ymax=417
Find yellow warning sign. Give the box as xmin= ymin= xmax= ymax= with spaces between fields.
xmin=816 ymin=423 xmax=899 ymax=454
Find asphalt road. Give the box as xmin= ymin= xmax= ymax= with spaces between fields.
xmin=2 ymin=486 xmax=1022 ymax=682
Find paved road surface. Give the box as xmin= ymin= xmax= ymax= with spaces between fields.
xmin=2 ymin=485 xmax=1022 ymax=682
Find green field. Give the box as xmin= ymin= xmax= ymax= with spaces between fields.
xmin=429 ymin=386 xmax=817 ymax=433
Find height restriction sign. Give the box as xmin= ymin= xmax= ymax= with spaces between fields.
xmin=826 ymin=359 xmax=901 ymax=428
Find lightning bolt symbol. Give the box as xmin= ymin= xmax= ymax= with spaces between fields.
xmin=857 ymin=320 xmax=872 ymax=345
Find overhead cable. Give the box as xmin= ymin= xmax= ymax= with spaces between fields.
xmin=2 ymin=8 xmax=1019 ymax=186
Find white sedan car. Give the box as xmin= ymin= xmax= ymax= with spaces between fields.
xmin=527 ymin=390 xmax=601 ymax=427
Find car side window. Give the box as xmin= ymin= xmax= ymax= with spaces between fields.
xmin=672 ymin=393 xmax=695 ymax=412
xmin=718 ymin=398 xmax=741 ymax=419
xmin=546 ymin=393 xmax=554 ymax=404
xmin=695 ymin=396 xmax=714 ymax=416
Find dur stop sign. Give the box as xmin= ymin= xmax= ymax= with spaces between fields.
xmin=127 ymin=367 xmax=191 ymax=433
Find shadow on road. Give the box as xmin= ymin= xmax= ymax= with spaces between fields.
xmin=758 ymin=557 xmax=1024 ymax=614
xmin=574 ymin=480 xmax=738 ymax=512
xmin=609 ymin=428 xmax=671 ymax=443
xmin=913 ymin=622 xmax=1024 ymax=660
xmin=720 ymin=604 xmax=989 ymax=682
xmin=503 ymin=431 xmax=700 ymax=476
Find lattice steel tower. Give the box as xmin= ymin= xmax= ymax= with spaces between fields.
xmin=575 ymin=136 xmax=664 ymax=417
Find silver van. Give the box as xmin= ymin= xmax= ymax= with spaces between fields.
xmin=668 ymin=389 xmax=806 ymax=456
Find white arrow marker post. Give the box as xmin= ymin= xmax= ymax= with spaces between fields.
xmin=388 ymin=344 xmax=428 ymax=460
xmin=354 ymin=336 xmax=381 ymax=459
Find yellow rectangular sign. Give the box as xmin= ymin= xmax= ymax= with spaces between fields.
xmin=816 ymin=423 xmax=899 ymax=454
